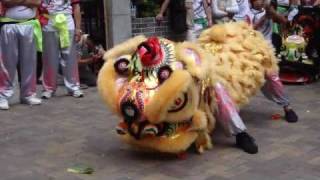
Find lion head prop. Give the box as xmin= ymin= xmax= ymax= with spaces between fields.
xmin=98 ymin=22 xmax=278 ymax=154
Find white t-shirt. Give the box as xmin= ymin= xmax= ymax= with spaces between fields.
xmin=5 ymin=6 xmax=36 ymax=20
xmin=43 ymin=0 xmax=73 ymax=15
xmin=187 ymin=0 xmax=208 ymax=31
xmin=193 ymin=0 xmax=207 ymax=20
xmin=234 ymin=0 xmax=251 ymax=21
xmin=277 ymin=0 xmax=290 ymax=6
xmin=212 ymin=0 xmax=240 ymax=19
xmin=42 ymin=0 xmax=78 ymax=31
xmin=248 ymin=8 xmax=273 ymax=41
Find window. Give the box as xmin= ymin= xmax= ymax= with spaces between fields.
xmin=131 ymin=0 xmax=163 ymax=18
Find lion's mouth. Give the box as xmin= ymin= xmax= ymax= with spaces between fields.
xmin=116 ymin=119 xmax=192 ymax=140
xmin=117 ymin=90 xmax=191 ymax=140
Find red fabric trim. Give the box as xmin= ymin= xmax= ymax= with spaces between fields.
xmin=71 ymin=0 xmax=80 ymax=5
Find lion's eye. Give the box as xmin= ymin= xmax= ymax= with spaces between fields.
xmin=157 ymin=66 xmax=172 ymax=83
xmin=168 ymin=93 xmax=188 ymax=113
xmin=114 ymin=58 xmax=130 ymax=75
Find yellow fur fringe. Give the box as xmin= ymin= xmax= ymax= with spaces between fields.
xmin=175 ymin=42 xmax=210 ymax=79
xmin=198 ymin=22 xmax=278 ymax=106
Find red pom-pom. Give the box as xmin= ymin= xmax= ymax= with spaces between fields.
xmin=137 ymin=37 xmax=163 ymax=68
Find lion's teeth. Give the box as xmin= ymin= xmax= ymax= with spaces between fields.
xmin=141 ymin=125 xmax=159 ymax=136
xmin=116 ymin=126 xmax=127 ymax=135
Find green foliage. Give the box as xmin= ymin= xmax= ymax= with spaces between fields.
xmin=135 ymin=0 xmax=161 ymax=17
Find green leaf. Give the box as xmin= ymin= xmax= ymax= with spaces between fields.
xmin=67 ymin=164 xmax=94 ymax=174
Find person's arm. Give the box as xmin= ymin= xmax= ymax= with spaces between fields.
xmin=156 ymin=0 xmax=170 ymax=21
xmin=203 ymin=0 xmax=212 ymax=26
xmin=211 ymin=0 xmax=228 ymax=18
xmin=2 ymin=0 xmax=41 ymax=7
xmin=72 ymin=1 xmax=82 ymax=42
xmin=266 ymin=5 xmax=288 ymax=24
xmin=79 ymin=53 xmax=103 ymax=64
xmin=225 ymin=0 xmax=239 ymax=15
xmin=289 ymin=0 xmax=300 ymax=6
xmin=79 ymin=57 xmax=93 ymax=64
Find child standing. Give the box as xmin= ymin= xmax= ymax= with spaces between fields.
xmin=40 ymin=0 xmax=83 ymax=99
xmin=248 ymin=0 xmax=289 ymax=42
xmin=186 ymin=0 xmax=212 ymax=41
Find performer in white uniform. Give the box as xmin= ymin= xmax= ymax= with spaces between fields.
xmin=41 ymin=0 xmax=83 ymax=99
xmin=0 ymin=1 xmax=42 ymax=110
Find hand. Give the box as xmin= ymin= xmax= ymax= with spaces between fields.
xmin=95 ymin=45 xmax=105 ymax=55
xmin=97 ymin=48 xmax=105 ymax=57
xmin=156 ymin=13 xmax=164 ymax=22
xmin=285 ymin=20 xmax=292 ymax=29
xmin=92 ymin=54 xmax=102 ymax=62
xmin=75 ymin=29 xmax=82 ymax=42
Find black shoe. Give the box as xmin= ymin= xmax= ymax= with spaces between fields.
xmin=236 ymin=132 xmax=258 ymax=154
xmin=284 ymin=109 xmax=298 ymax=123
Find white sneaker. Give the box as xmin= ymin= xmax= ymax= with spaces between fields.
xmin=69 ymin=90 xmax=84 ymax=98
xmin=302 ymin=53 xmax=308 ymax=60
xmin=0 ymin=98 xmax=9 ymax=110
xmin=277 ymin=54 xmax=282 ymax=59
xmin=41 ymin=91 xmax=54 ymax=99
xmin=21 ymin=95 xmax=42 ymax=105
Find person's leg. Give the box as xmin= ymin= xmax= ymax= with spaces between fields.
xmin=272 ymin=33 xmax=282 ymax=56
xmin=18 ymin=24 xmax=41 ymax=105
xmin=78 ymin=63 xmax=88 ymax=89
xmin=214 ymin=82 xmax=258 ymax=154
xmin=0 ymin=25 xmax=19 ymax=110
xmin=60 ymin=30 xmax=83 ymax=97
xmin=186 ymin=28 xmax=198 ymax=42
xmin=261 ymin=72 xmax=298 ymax=123
xmin=79 ymin=64 xmax=97 ymax=87
xmin=42 ymin=31 xmax=60 ymax=99
xmin=36 ymin=52 xmax=42 ymax=84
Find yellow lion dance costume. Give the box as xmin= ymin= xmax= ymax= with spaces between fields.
xmin=97 ymin=22 xmax=278 ymax=155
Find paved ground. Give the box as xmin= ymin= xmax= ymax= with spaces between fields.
xmin=1 ymin=82 xmax=320 ymax=180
